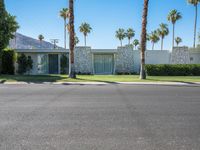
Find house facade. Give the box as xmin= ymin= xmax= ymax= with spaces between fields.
xmin=15 ymin=46 xmax=200 ymax=75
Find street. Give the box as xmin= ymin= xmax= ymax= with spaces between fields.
xmin=0 ymin=84 xmax=200 ymax=150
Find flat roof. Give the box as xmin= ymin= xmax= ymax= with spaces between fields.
xmin=15 ymin=49 xmax=69 ymax=53
xmin=91 ymin=49 xmax=117 ymax=53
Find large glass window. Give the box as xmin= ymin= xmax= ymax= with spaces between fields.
xmin=37 ymin=54 xmax=48 ymax=74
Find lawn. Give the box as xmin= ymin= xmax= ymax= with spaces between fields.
xmin=0 ymin=75 xmax=200 ymax=83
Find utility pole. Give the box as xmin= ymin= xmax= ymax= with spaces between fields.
xmin=50 ymin=39 xmax=59 ymax=49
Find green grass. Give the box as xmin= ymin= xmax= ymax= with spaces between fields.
xmin=0 ymin=75 xmax=200 ymax=83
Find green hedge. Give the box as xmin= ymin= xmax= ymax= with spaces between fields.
xmin=1 ymin=49 xmax=16 ymax=75
xmin=145 ymin=64 xmax=200 ymax=76
xmin=60 ymin=54 xmax=69 ymax=74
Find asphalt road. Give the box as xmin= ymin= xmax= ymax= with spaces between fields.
xmin=0 ymin=84 xmax=200 ymax=150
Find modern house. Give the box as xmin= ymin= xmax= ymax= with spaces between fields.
xmin=15 ymin=46 xmax=200 ymax=75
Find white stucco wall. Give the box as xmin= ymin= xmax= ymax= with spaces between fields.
xmin=133 ymin=50 xmax=171 ymax=73
xmin=189 ymin=47 xmax=200 ymax=64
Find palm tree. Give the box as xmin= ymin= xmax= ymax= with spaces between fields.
xmin=68 ymin=0 xmax=76 ymax=78
xmin=126 ymin=28 xmax=135 ymax=45
xmin=157 ymin=23 xmax=169 ymax=50
xmin=140 ymin=0 xmax=149 ymax=80
xmin=38 ymin=34 xmax=44 ymax=48
xmin=175 ymin=37 xmax=182 ymax=46
xmin=75 ymin=36 xmax=79 ymax=46
xmin=149 ymin=31 xmax=160 ymax=50
xmin=79 ymin=23 xmax=92 ymax=47
xmin=60 ymin=8 xmax=69 ymax=49
xmin=133 ymin=39 xmax=139 ymax=50
xmin=116 ymin=28 xmax=126 ymax=47
xmin=167 ymin=9 xmax=182 ymax=49
xmin=146 ymin=33 xmax=150 ymax=47
xmin=187 ymin=0 xmax=200 ymax=48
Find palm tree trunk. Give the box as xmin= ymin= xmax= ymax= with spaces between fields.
xmin=84 ymin=35 xmax=86 ymax=47
xmin=172 ymin=23 xmax=175 ymax=49
xmin=193 ymin=5 xmax=198 ymax=48
xmin=120 ymin=40 xmax=122 ymax=47
xmin=161 ymin=37 xmax=163 ymax=50
xmin=129 ymin=39 xmax=131 ymax=45
xmin=140 ymin=0 xmax=149 ymax=80
xmin=68 ymin=0 xmax=76 ymax=78
xmin=64 ymin=18 xmax=67 ymax=49
xmin=152 ymin=42 xmax=154 ymax=50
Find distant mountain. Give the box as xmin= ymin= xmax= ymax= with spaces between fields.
xmin=9 ymin=33 xmax=62 ymax=49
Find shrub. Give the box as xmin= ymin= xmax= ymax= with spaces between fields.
xmin=1 ymin=49 xmax=16 ymax=75
xmin=116 ymin=72 xmax=138 ymax=75
xmin=17 ymin=53 xmax=27 ymax=74
xmin=145 ymin=64 xmax=200 ymax=76
xmin=17 ymin=53 xmax=33 ymax=74
xmin=60 ymin=54 xmax=69 ymax=74
xmin=27 ymin=56 xmax=33 ymax=74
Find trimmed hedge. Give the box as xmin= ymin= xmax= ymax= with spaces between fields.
xmin=145 ymin=64 xmax=200 ymax=76
xmin=1 ymin=49 xmax=16 ymax=75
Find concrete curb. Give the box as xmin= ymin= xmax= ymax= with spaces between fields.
xmin=1 ymin=81 xmax=200 ymax=86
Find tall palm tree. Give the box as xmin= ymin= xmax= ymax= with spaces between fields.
xmin=133 ymin=39 xmax=139 ymax=50
xmin=60 ymin=8 xmax=69 ymax=49
xmin=68 ymin=0 xmax=76 ymax=78
xmin=149 ymin=30 xmax=160 ymax=50
xmin=167 ymin=9 xmax=182 ymax=49
xmin=126 ymin=28 xmax=135 ymax=45
xmin=187 ymin=0 xmax=200 ymax=48
xmin=198 ymin=31 xmax=200 ymax=44
xmin=38 ymin=34 xmax=44 ymax=48
xmin=157 ymin=23 xmax=169 ymax=50
xmin=115 ymin=28 xmax=126 ymax=47
xmin=75 ymin=35 xmax=79 ymax=46
xmin=175 ymin=37 xmax=182 ymax=46
xmin=79 ymin=23 xmax=92 ymax=47
xmin=140 ymin=0 xmax=149 ymax=80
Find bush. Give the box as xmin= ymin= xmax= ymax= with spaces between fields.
xmin=116 ymin=72 xmax=138 ymax=75
xmin=60 ymin=54 xmax=69 ymax=74
xmin=145 ymin=64 xmax=200 ymax=76
xmin=17 ymin=53 xmax=27 ymax=74
xmin=27 ymin=56 xmax=33 ymax=74
xmin=17 ymin=54 xmax=33 ymax=74
xmin=1 ymin=49 xmax=16 ymax=75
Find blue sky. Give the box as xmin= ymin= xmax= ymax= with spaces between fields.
xmin=5 ymin=0 xmax=199 ymax=50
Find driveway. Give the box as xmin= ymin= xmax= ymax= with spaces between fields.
xmin=0 ymin=84 xmax=200 ymax=150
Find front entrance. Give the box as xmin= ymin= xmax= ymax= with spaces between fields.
xmin=94 ymin=54 xmax=114 ymax=74
xmin=49 ymin=54 xmax=59 ymax=74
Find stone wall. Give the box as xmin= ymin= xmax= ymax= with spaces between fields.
xmin=115 ymin=46 xmax=134 ymax=73
xmin=74 ymin=47 xmax=93 ymax=74
xmin=171 ymin=47 xmax=190 ymax=64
